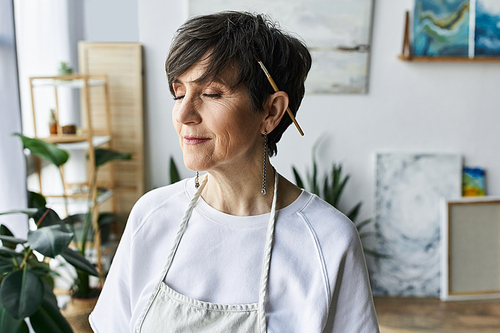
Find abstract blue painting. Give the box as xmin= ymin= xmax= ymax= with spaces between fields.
xmin=413 ymin=0 xmax=470 ymax=56
xmin=368 ymin=153 xmax=462 ymax=297
xmin=475 ymin=0 xmax=500 ymax=56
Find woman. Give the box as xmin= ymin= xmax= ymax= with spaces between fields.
xmin=90 ymin=11 xmax=379 ymax=332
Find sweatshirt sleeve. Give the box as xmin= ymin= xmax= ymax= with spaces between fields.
xmin=323 ymin=224 xmax=379 ymax=333
xmin=89 ymin=206 xmax=136 ymax=333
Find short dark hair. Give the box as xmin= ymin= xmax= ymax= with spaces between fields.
xmin=166 ymin=11 xmax=311 ymax=156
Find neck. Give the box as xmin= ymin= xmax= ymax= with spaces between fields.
xmin=200 ymin=158 xmax=276 ymax=216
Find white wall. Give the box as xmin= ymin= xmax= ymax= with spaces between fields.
xmin=84 ymin=0 xmax=139 ymax=42
xmin=138 ymin=0 xmax=500 ymax=226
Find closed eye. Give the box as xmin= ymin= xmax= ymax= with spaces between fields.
xmin=173 ymin=95 xmax=184 ymax=100
xmin=203 ymin=93 xmax=221 ymax=98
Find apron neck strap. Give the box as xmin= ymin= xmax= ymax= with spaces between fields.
xmin=258 ymin=169 xmax=279 ymax=332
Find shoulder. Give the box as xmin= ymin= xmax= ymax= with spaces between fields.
xmin=126 ymin=178 xmax=191 ymax=232
xmin=298 ymin=192 xmax=360 ymax=252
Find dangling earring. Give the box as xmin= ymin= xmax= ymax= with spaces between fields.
xmin=195 ymin=171 xmax=200 ymax=189
xmin=261 ymin=131 xmax=268 ymax=195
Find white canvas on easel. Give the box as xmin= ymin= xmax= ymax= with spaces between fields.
xmin=441 ymin=197 xmax=500 ymax=301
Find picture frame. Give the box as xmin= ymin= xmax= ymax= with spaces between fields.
xmin=440 ymin=197 xmax=500 ymax=301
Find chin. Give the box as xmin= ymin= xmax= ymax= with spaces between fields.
xmin=182 ymin=153 xmax=209 ymax=172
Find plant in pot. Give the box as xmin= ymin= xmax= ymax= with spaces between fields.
xmin=12 ymin=134 xmax=130 ymax=323
xmin=292 ymin=136 xmax=388 ymax=259
xmin=0 ymin=207 xmax=98 ymax=333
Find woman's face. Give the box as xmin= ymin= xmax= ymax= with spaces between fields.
xmin=172 ymin=60 xmax=265 ymax=173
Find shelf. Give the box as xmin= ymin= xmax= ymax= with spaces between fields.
xmin=57 ymin=136 xmax=110 ymax=150
xmin=31 ymin=78 xmax=106 ymax=88
xmin=39 ymin=135 xmax=110 ymax=148
xmin=45 ymin=189 xmax=114 ymax=206
xmin=398 ymin=55 xmax=500 ymax=62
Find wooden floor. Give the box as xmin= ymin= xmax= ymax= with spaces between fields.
xmin=374 ymin=297 xmax=500 ymax=333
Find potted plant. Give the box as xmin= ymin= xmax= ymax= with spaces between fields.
xmin=0 ymin=207 xmax=98 ymax=333
xmin=292 ymin=136 xmax=387 ymax=258
xmin=12 ymin=134 xmax=130 ymax=328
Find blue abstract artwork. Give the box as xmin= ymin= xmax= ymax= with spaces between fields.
xmin=368 ymin=153 xmax=462 ymax=297
xmin=413 ymin=0 xmax=470 ymax=56
xmin=475 ymin=0 xmax=500 ymax=56
xmin=413 ymin=0 xmax=500 ymax=57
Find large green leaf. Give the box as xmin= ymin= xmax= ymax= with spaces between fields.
xmin=169 ymin=156 xmax=181 ymax=184
xmin=94 ymin=148 xmax=131 ymax=168
xmin=59 ymin=248 xmax=98 ymax=276
xmin=0 ymin=298 xmax=29 ymax=333
xmin=14 ymin=134 xmax=69 ymax=167
xmin=29 ymin=281 xmax=72 ymax=333
xmin=27 ymin=226 xmax=73 ymax=258
xmin=28 ymin=192 xmax=47 ymax=209
xmin=33 ymin=209 xmax=65 ymax=229
xmin=1 ymin=269 xmax=44 ymax=319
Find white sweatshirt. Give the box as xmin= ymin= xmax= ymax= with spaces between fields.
xmin=90 ymin=177 xmax=379 ymax=332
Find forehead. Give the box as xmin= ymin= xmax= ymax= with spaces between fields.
xmin=173 ymin=56 xmax=239 ymax=88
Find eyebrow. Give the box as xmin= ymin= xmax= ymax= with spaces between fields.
xmin=172 ymin=76 xmax=228 ymax=86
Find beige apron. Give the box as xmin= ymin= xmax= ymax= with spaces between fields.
xmin=136 ymin=172 xmax=279 ymax=333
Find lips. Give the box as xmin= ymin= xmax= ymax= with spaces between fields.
xmin=183 ymin=136 xmax=211 ymax=145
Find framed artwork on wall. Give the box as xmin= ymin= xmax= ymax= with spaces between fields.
xmin=413 ymin=0 xmax=500 ymax=58
xmin=440 ymin=197 xmax=500 ymax=301
xmin=189 ymin=0 xmax=374 ymax=94
xmin=370 ymin=153 xmax=462 ymax=297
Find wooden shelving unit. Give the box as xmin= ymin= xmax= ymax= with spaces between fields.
xmin=29 ymin=74 xmax=115 ymax=279
xmin=398 ymin=11 xmax=500 ymax=63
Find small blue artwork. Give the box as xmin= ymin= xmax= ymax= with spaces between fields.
xmin=413 ymin=0 xmax=470 ymax=56
xmin=475 ymin=0 xmax=500 ymax=56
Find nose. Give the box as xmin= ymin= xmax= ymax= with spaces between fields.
xmin=173 ymin=94 xmax=202 ymax=125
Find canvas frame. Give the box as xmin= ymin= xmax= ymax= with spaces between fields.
xmin=441 ymin=196 xmax=500 ymax=301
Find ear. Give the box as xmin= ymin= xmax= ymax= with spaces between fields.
xmin=261 ymin=91 xmax=289 ymax=134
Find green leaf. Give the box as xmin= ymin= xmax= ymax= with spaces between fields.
xmin=355 ymin=218 xmax=372 ymax=232
xmin=63 ymin=213 xmax=86 ymax=225
xmin=1 ymin=269 xmax=44 ymax=319
xmin=28 ymin=192 xmax=47 ymax=209
xmin=14 ymin=133 xmax=69 ymax=167
xmin=0 ymin=262 xmax=14 ymax=275
xmin=59 ymin=248 xmax=98 ymax=276
xmin=94 ymin=148 xmax=131 ymax=168
xmin=292 ymin=167 xmax=304 ymax=189
xmin=359 ymin=232 xmax=377 ymax=239
xmin=0 ymin=236 xmax=27 ymax=246
xmin=169 ymin=156 xmax=181 ymax=184
xmin=0 ymin=209 xmax=38 ymax=217
xmin=0 ymin=247 xmax=23 ymax=260
xmin=27 ymin=258 xmax=50 ymax=277
xmin=29 ymin=281 xmax=72 ymax=333
xmin=363 ymin=248 xmax=391 ymax=259
xmin=346 ymin=202 xmax=362 ymax=223
xmin=0 ymin=298 xmax=29 ymax=333
xmin=98 ymin=213 xmax=122 ymax=227
xmin=0 ymin=226 xmax=21 ymax=250
xmin=33 ymin=208 xmax=65 ymax=229
xmin=27 ymin=226 xmax=73 ymax=258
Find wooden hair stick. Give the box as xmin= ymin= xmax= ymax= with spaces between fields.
xmin=254 ymin=55 xmax=304 ymax=136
